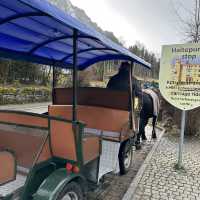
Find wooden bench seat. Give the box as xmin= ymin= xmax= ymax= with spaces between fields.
xmin=49 ymin=105 xmax=132 ymax=141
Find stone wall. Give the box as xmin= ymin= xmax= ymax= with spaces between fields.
xmin=0 ymin=87 xmax=51 ymax=105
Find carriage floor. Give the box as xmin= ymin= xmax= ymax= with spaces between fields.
xmin=0 ymin=168 xmax=27 ymax=198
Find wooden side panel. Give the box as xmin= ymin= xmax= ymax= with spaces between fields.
xmin=0 ymin=112 xmax=51 ymax=168
xmin=50 ymin=119 xmax=77 ymax=161
xmin=82 ymin=136 xmax=100 ymax=163
xmin=0 ymin=151 xmax=16 ymax=185
xmin=0 ymin=124 xmax=50 ymax=168
xmin=0 ymin=112 xmax=48 ymax=128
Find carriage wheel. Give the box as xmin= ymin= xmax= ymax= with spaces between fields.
xmin=57 ymin=182 xmax=84 ymax=200
xmin=118 ymin=140 xmax=133 ymax=175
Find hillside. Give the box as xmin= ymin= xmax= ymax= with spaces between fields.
xmin=48 ymin=0 xmax=121 ymax=44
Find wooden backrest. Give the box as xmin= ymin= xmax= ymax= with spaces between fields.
xmin=53 ymin=87 xmax=130 ymax=111
xmin=49 ymin=105 xmax=129 ymax=133
xmin=49 ymin=106 xmax=101 ymax=163
xmin=0 ymin=112 xmax=48 ymax=128
xmin=49 ymin=119 xmax=77 ymax=161
xmin=0 ymin=150 xmax=16 ymax=185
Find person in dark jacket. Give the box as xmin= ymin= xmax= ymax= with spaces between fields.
xmin=107 ymin=62 xmax=140 ymax=94
xmin=107 ymin=62 xmax=158 ymax=149
xmin=107 ymin=62 xmax=142 ymax=148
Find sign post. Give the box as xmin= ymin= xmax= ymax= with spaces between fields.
xmin=178 ymin=110 xmax=186 ymax=169
xmin=160 ymin=43 xmax=200 ymax=169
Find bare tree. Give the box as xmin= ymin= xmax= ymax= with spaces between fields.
xmin=185 ymin=0 xmax=200 ymax=42
xmin=169 ymin=0 xmax=200 ymax=135
xmin=193 ymin=0 xmax=200 ymax=42
xmin=172 ymin=0 xmax=200 ymax=42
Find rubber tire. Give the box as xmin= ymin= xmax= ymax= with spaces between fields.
xmin=118 ymin=140 xmax=133 ymax=175
xmin=57 ymin=181 xmax=84 ymax=200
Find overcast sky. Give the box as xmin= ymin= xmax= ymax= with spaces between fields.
xmin=70 ymin=0 xmax=194 ymax=56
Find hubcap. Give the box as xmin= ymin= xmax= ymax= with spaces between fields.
xmin=124 ymin=150 xmax=132 ymax=169
xmin=61 ymin=192 xmax=79 ymax=200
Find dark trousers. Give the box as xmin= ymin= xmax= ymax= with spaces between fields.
xmin=137 ymin=117 xmax=149 ymax=142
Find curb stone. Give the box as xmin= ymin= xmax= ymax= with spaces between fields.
xmin=122 ymin=126 xmax=165 ymax=200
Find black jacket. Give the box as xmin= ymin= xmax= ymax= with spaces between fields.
xmin=107 ymin=71 xmax=140 ymax=95
xmin=107 ymin=71 xmax=131 ymax=91
xmin=107 ymin=71 xmax=153 ymax=117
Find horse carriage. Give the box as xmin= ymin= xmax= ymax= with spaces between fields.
xmin=0 ymin=0 xmax=150 ymax=199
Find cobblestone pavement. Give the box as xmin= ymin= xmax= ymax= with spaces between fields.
xmin=88 ymin=127 xmax=162 ymax=200
xmin=132 ymin=134 xmax=200 ymax=200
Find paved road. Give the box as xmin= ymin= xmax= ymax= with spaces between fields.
xmin=88 ymin=127 xmax=162 ymax=200
xmin=0 ymin=102 xmax=50 ymax=113
xmin=130 ymin=134 xmax=200 ymax=200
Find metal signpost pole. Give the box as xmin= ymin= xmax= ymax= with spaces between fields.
xmin=177 ymin=110 xmax=186 ymax=169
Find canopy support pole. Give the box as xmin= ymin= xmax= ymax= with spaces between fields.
xmin=129 ymin=61 xmax=134 ymax=130
xmin=72 ymin=29 xmax=78 ymax=122
xmin=52 ymin=66 xmax=56 ymax=103
xmin=72 ymin=29 xmax=84 ymax=167
xmin=52 ymin=66 xmax=56 ymax=89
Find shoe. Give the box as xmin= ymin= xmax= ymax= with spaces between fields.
xmin=142 ymin=135 xmax=147 ymax=140
xmin=135 ymin=141 xmax=142 ymax=150
xmin=135 ymin=143 xmax=142 ymax=150
xmin=152 ymin=133 xmax=157 ymax=139
xmin=152 ymin=129 xmax=157 ymax=139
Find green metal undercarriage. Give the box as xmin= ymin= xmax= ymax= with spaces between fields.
xmin=2 ymin=157 xmax=86 ymax=200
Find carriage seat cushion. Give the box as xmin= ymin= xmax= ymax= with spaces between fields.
xmin=0 ymin=150 xmax=16 ymax=185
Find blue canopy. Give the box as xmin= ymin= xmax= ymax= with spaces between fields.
xmin=0 ymin=0 xmax=151 ymax=70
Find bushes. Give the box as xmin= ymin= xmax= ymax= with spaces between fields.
xmin=0 ymin=87 xmax=17 ymax=95
xmin=0 ymin=86 xmax=51 ymax=105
